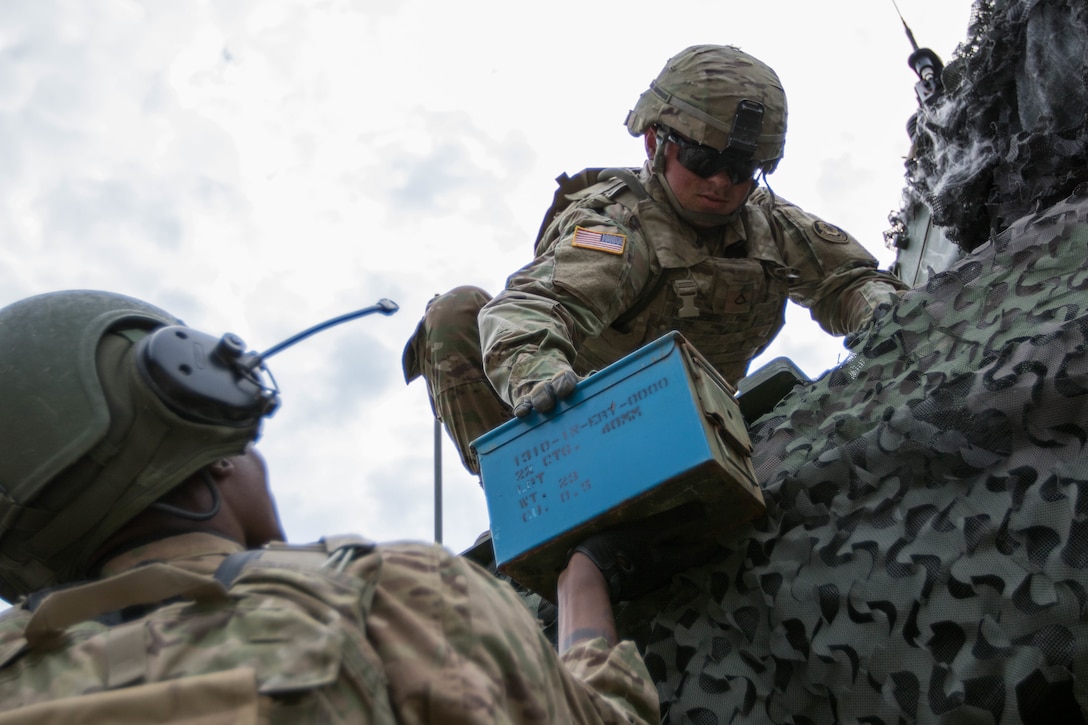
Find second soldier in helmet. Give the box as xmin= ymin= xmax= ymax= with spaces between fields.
xmin=404 ymin=44 xmax=906 ymax=475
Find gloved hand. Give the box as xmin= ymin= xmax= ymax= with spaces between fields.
xmin=570 ymin=502 xmax=720 ymax=602
xmin=512 ymin=369 xmax=580 ymax=418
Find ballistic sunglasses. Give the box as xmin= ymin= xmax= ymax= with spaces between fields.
xmin=661 ymin=128 xmax=758 ymax=184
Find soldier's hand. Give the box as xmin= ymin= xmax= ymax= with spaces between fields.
xmin=512 ymin=370 xmax=580 ymax=417
xmin=570 ymin=503 xmax=719 ymax=602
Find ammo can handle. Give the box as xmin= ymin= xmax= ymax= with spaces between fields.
xmin=680 ymin=342 xmax=753 ymax=457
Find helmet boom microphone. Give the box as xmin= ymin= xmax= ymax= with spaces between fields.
xmin=136 ymin=298 xmax=399 ymax=426
xmin=246 ymin=298 xmax=400 ymax=370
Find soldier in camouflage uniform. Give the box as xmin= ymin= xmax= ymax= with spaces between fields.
xmin=0 ymin=290 xmax=659 ymax=723
xmin=404 ymin=44 xmax=906 ymax=475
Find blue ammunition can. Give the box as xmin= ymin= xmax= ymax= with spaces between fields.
xmin=472 ymin=332 xmax=763 ymax=598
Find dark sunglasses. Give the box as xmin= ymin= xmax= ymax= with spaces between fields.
xmin=662 ymin=128 xmax=758 ymax=183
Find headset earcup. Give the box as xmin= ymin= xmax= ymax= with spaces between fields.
xmin=135 ymin=326 xmax=278 ymax=426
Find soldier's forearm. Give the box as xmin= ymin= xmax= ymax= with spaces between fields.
xmin=803 ymin=275 xmax=905 ymax=336
xmin=557 ymin=552 xmax=617 ymax=654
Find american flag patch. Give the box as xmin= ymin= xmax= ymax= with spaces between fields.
xmin=571 ymin=227 xmax=626 ymax=255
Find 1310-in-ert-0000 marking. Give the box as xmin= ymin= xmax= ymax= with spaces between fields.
xmin=509 ymin=375 xmax=671 ymax=467
xmin=509 ymin=374 xmax=671 ymax=522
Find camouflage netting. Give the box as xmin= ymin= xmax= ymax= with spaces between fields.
xmin=908 ymin=0 xmax=1088 ymax=252
xmin=626 ymin=189 xmax=1088 ymax=723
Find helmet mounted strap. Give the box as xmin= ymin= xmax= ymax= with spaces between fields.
xmin=649 ymin=80 xmax=731 ymax=135
xmin=651 ymin=126 xmax=669 ymax=174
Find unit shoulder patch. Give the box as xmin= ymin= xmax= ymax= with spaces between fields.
xmin=571 ymin=226 xmax=627 ymax=255
xmin=813 ymin=220 xmax=850 ymax=243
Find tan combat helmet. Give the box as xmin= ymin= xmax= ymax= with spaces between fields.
xmin=626 ymin=44 xmax=788 ymax=175
xmin=0 ymin=290 xmax=265 ymax=601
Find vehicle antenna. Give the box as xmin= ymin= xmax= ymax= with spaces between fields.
xmin=891 ymin=0 xmax=921 ymax=52
xmin=890 ymin=0 xmax=944 ymax=107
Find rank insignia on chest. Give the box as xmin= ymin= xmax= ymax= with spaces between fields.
xmin=571 ymin=226 xmax=626 ymax=255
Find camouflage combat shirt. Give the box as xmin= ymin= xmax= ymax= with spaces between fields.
xmin=0 ymin=532 xmax=659 ymax=724
xmin=479 ymin=164 xmax=904 ymax=405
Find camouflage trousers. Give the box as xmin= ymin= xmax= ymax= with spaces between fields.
xmin=402 ymin=286 xmax=513 ymax=475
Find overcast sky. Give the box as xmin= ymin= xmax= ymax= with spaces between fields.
xmin=1 ymin=0 xmax=976 ymax=554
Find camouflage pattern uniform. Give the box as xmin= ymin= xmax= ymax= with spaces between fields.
xmin=626 ymin=190 xmax=1088 ymax=723
xmin=404 ymin=165 xmax=903 ymax=473
xmin=0 ymin=531 xmax=659 ymax=724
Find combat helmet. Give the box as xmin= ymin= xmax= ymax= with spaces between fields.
xmin=0 ymin=290 xmax=267 ymax=601
xmin=626 ymin=44 xmax=788 ymax=174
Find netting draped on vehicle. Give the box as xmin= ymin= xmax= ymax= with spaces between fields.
xmin=630 ymin=188 xmax=1088 ymax=722
xmin=908 ymin=0 xmax=1088 ymax=252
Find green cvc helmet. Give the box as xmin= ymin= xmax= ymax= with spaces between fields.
xmin=0 ymin=290 xmax=264 ymax=601
xmin=626 ymin=45 xmax=788 ymax=174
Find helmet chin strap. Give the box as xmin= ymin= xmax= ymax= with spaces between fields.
xmin=148 ymin=469 xmax=222 ymax=522
xmin=651 ymin=128 xmax=753 ymax=228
